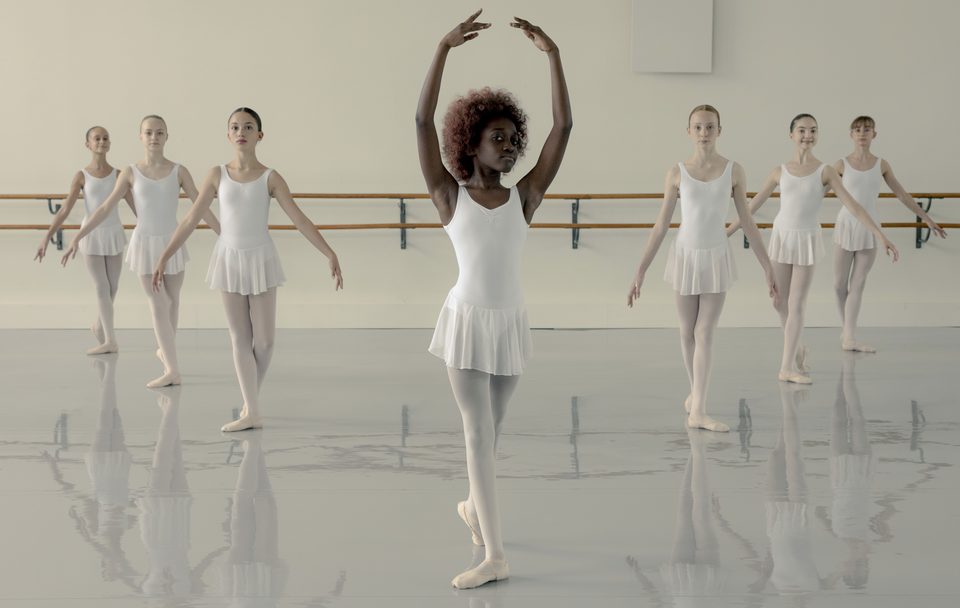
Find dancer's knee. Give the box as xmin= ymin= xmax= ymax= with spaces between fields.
xmin=463 ymin=423 xmax=495 ymax=454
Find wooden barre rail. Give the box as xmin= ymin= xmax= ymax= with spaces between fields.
xmin=5 ymin=222 xmax=958 ymax=230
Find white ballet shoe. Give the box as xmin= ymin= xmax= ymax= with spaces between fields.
xmin=795 ymin=346 xmax=810 ymax=374
xmin=778 ymin=371 xmax=812 ymax=385
xmin=686 ymin=415 xmax=730 ymax=433
xmin=221 ymin=415 xmax=263 ymax=433
xmin=146 ymin=371 xmax=181 ymax=389
xmin=457 ymin=501 xmax=484 ymax=546
xmin=451 ymin=558 xmax=509 ymax=589
xmin=86 ymin=341 xmax=118 ymax=355
xmin=842 ymin=341 xmax=876 ymax=353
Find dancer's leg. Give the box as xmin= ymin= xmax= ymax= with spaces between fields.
xmin=676 ymin=293 xmax=698 ymax=413
xmin=221 ymin=292 xmax=263 ymax=432
xmin=834 ymin=245 xmax=855 ymax=329
xmin=139 ymin=275 xmax=181 ymax=388
xmin=681 ymin=293 xmax=729 ymax=432
xmin=84 ymin=255 xmax=119 ymax=353
xmin=447 ymin=367 xmax=509 ymax=589
xmin=249 ymin=289 xmax=278 ymax=388
xmin=778 ymin=265 xmax=816 ymax=383
xmin=841 ymin=248 xmax=878 ymax=352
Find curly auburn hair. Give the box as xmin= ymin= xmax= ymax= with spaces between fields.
xmin=442 ymin=87 xmax=528 ymax=181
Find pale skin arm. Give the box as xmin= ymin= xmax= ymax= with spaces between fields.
xmin=726 ymin=166 xmax=781 ymax=237
xmin=60 ymin=167 xmax=133 ymax=265
xmin=627 ymin=166 xmax=680 ymax=307
xmin=882 ymin=159 xmax=946 ymax=239
xmin=35 ymin=171 xmax=82 ymax=262
xmin=415 ymin=11 xmax=490 ymax=224
xmin=179 ymin=166 xmax=220 ymax=234
xmin=824 ymin=165 xmax=899 ymax=261
xmin=512 ymin=17 xmax=573 ymax=223
xmin=732 ymin=163 xmax=778 ymax=305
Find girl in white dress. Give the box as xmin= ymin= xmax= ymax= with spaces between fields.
xmin=727 ymin=114 xmax=899 ymax=384
xmin=36 ymin=126 xmax=135 ymax=354
xmin=153 ymin=108 xmax=342 ymax=433
xmin=833 ymin=115 xmax=946 ymax=352
xmin=628 ymin=105 xmax=778 ymax=433
xmin=63 ymin=116 xmax=220 ymax=388
xmin=416 ymin=11 xmax=572 ymax=589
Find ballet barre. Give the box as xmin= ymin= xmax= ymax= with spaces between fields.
xmin=2 ymin=192 xmax=956 ymax=251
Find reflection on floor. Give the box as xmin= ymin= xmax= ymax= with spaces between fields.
xmin=1 ymin=328 xmax=958 ymax=607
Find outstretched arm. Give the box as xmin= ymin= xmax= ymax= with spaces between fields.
xmin=824 ymin=165 xmax=899 ymax=261
xmin=179 ymin=166 xmax=220 ymax=235
xmin=732 ymin=163 xmax=778 ymax=305
xmin=151 ymin=167 xmax=219 ymax=290
xmin=627 ymin=167 xmax=680 ymax=307
xmin=60 ymin=168 xmax=132 ymax=265
xmin=415 ymin=10 xmax=490 ymax=224
xmin=513 ymin=17 xmax=573 ymax=222
xmin=727 ymin=166 xmax=780 ymax=236
xmin=36 ymin=171 xmax=82 ymax=262
xmin=271 ymin=171 xmax=343 ymax=290
xmin=882 ymin=160 xmax=946 ymax=239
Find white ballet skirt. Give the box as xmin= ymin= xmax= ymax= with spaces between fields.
xmin=206 ymin=166 xmax=285 ymax=295
xmin=664 ymin=161 xmax=737 ymax=295
xmin=766 ymin=501 xmax=820 ymax=593
xmin=84 ymin=450 xmax=131 ymax=506
xmin=830 ymin=453 xmax=875 ymax=540
xmin=769 ymin=165 xmax=827 ymax=266
xmin=835 ymin=158 xmax=883 ymax=252
xmin=78 ymin=169 xmax=126 ymax=256
xmin=429 ymin=186 xmax=531 ymax=376
xmin=126 ymin=164 xmax=189 ymax=275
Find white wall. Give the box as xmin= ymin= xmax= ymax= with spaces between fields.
xmin=2 ymin=0 xmax=958 ymax=329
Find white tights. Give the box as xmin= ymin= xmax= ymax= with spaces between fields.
xmin=447 ymin=367 xmax=519 ymax=587
xmin=771 ymin=262 xmax=816 ymax=378
xmin=833 ymin=245 xmax=878 ymax=350
xmin=139 ymin=273 xmax=184 ymax=386
xmin=221 ymin=289 xmax=277 ymax=429
xmin=84 ymin=254 xmax=123 ymax=347
xmin=676 ymin=292 xmax=729 ymax=432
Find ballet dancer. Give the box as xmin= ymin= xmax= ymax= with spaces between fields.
xmin=35 ymin=126 xmax=135 ymax=355
xmin=416 ymin=11 xmax=572 ymax=588
xmin=63 ymin=115 xmax=220 ymax=388
xmin=627 ymin=105 xmax=778 ymax=433
xmin=152 ymin=107 xmax=342 ymax=433
xmin=833 ymin=115 xmax=946 ymax=352
xmin=727 ymin=114 xmax=899 ymax=384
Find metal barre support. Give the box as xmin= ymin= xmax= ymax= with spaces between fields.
xmin=916 ymin=197 xmax=935 ymax=249
xmin=571 ymin=199 xmax=580 ymax=249
xmin=399 ymin=198 xmax=406 ymax=250
xmin=46 ymin=198 xmax=63 ymax=250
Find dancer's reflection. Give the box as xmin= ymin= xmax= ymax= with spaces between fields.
xmin=220 ymin=433 xmax=289 ymax=606
xmin=138 ymin=386 xmax=193 ymax=597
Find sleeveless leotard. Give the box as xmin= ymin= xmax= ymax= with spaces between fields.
xmin=79 ymin=168 xmax=127 ymax=256
xmin=125 ymin=164 xmax=189 ymax=275
xmin=205 ymin=166 xmax=285 ymax=295
xmin=768 ymin=164 xmax=826 ymax=266
xmin=664 ymin=161 xmax=738 ymax=295
xmin=835 ymin=158 xmax=883 ymax=251
xmin=429 ymin=186 xmax=531 ymax=375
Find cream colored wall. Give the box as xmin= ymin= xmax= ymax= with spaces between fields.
xmin=2 ymin=0 xmax=958 ymax=329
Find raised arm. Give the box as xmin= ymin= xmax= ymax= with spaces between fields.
xmin=727 ymin=166 xmax=780 ymax=237
xmin=627 ymin=167 xmax=680 ymax=307
xmin=513 ymin=17 xmax=573 ymax=222
xmin=824 ymin=165 xmax=899 ymax=261
xmin=179 ymin=166 xmax=220 ymax=235
xmin=60 ymin=167 xmax=132 ymax=265
xmin=36 ymin=171 xmax=82 ymax=262
xmin=270 ymin=171 xmax=343 ymax=290
xmin=416 ymin=11 xmax=489 ymax=223
xmin=881 ymin=159 xmax=946 ymax=239
xmin=732 ymin=162 xmax=778 ymax=304
xmin=150 ymin=166 xmax=219 ymax=290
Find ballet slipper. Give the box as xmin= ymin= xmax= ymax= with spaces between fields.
xmin=457 ymin=501 xmax=484 ymax=546
xmin=842 ymin=341 xmax=876 ymax=353
xmin=86 ymin=341 xmax=119 ymax=355
xmin=451 ymin=558 xmax=509 ymax=589
xmin=686 ymin=415 xmax=730 ymax=433
xmin=778 ymin=371 xmax=812 ymax=385
xmin=146 ymin=371 xmax=181 ymax=389
xmin=684 ymin=394 xmax=692 ymax=413
xmin=221 ymin=415 xmax=263 ymax=433
xmin=795 ymin=346 xmax=810 ymax=374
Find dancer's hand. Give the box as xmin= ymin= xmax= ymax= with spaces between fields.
xmin=34 ymin=239 xmax=48 ymax=262
xmin=151 ymin=264 xmax=165 ymax=293
xmin=927 ymin=219 xmax=947 ymax=240
xmin=442 ymin=10 xmax=490 ymax=48
xmin=627 ymin=271 xmax=645 ymax=307
xmin=511 ymin=17 xmax=557 ymax=52
xmin=882 ymin=237 xmax=900 ymax=262
xmin=60 ymin=241 xmax=79 ymax=266
xmin=765 ymin=267 xmax=780 ymax=307
xmin=329 ymin=254 xmax=343 ymax=290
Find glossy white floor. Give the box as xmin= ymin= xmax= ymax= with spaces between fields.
xmin=1 ymin=327 xmax=958 ymax=607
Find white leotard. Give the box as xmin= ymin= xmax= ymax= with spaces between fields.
xmin=768 ymin=164 xmax=826 ymax=266
xmin=429 ymin=186 xmax=531 ymax=375
xmin=79 ymin=169 xmax=126 ymax=256
xmin=125 ymin=164 xmax=189 ymax=275
xmin=205 ymin=166 xmax=285 ymax=295
xmin=664 ymin=161 xmax=738 ymax=295
xmin=835 ymin=158 xmax=883 ymax=251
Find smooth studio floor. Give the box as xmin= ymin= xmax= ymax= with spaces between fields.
xmin=0 ymin=327 xmax=958 ymax=608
